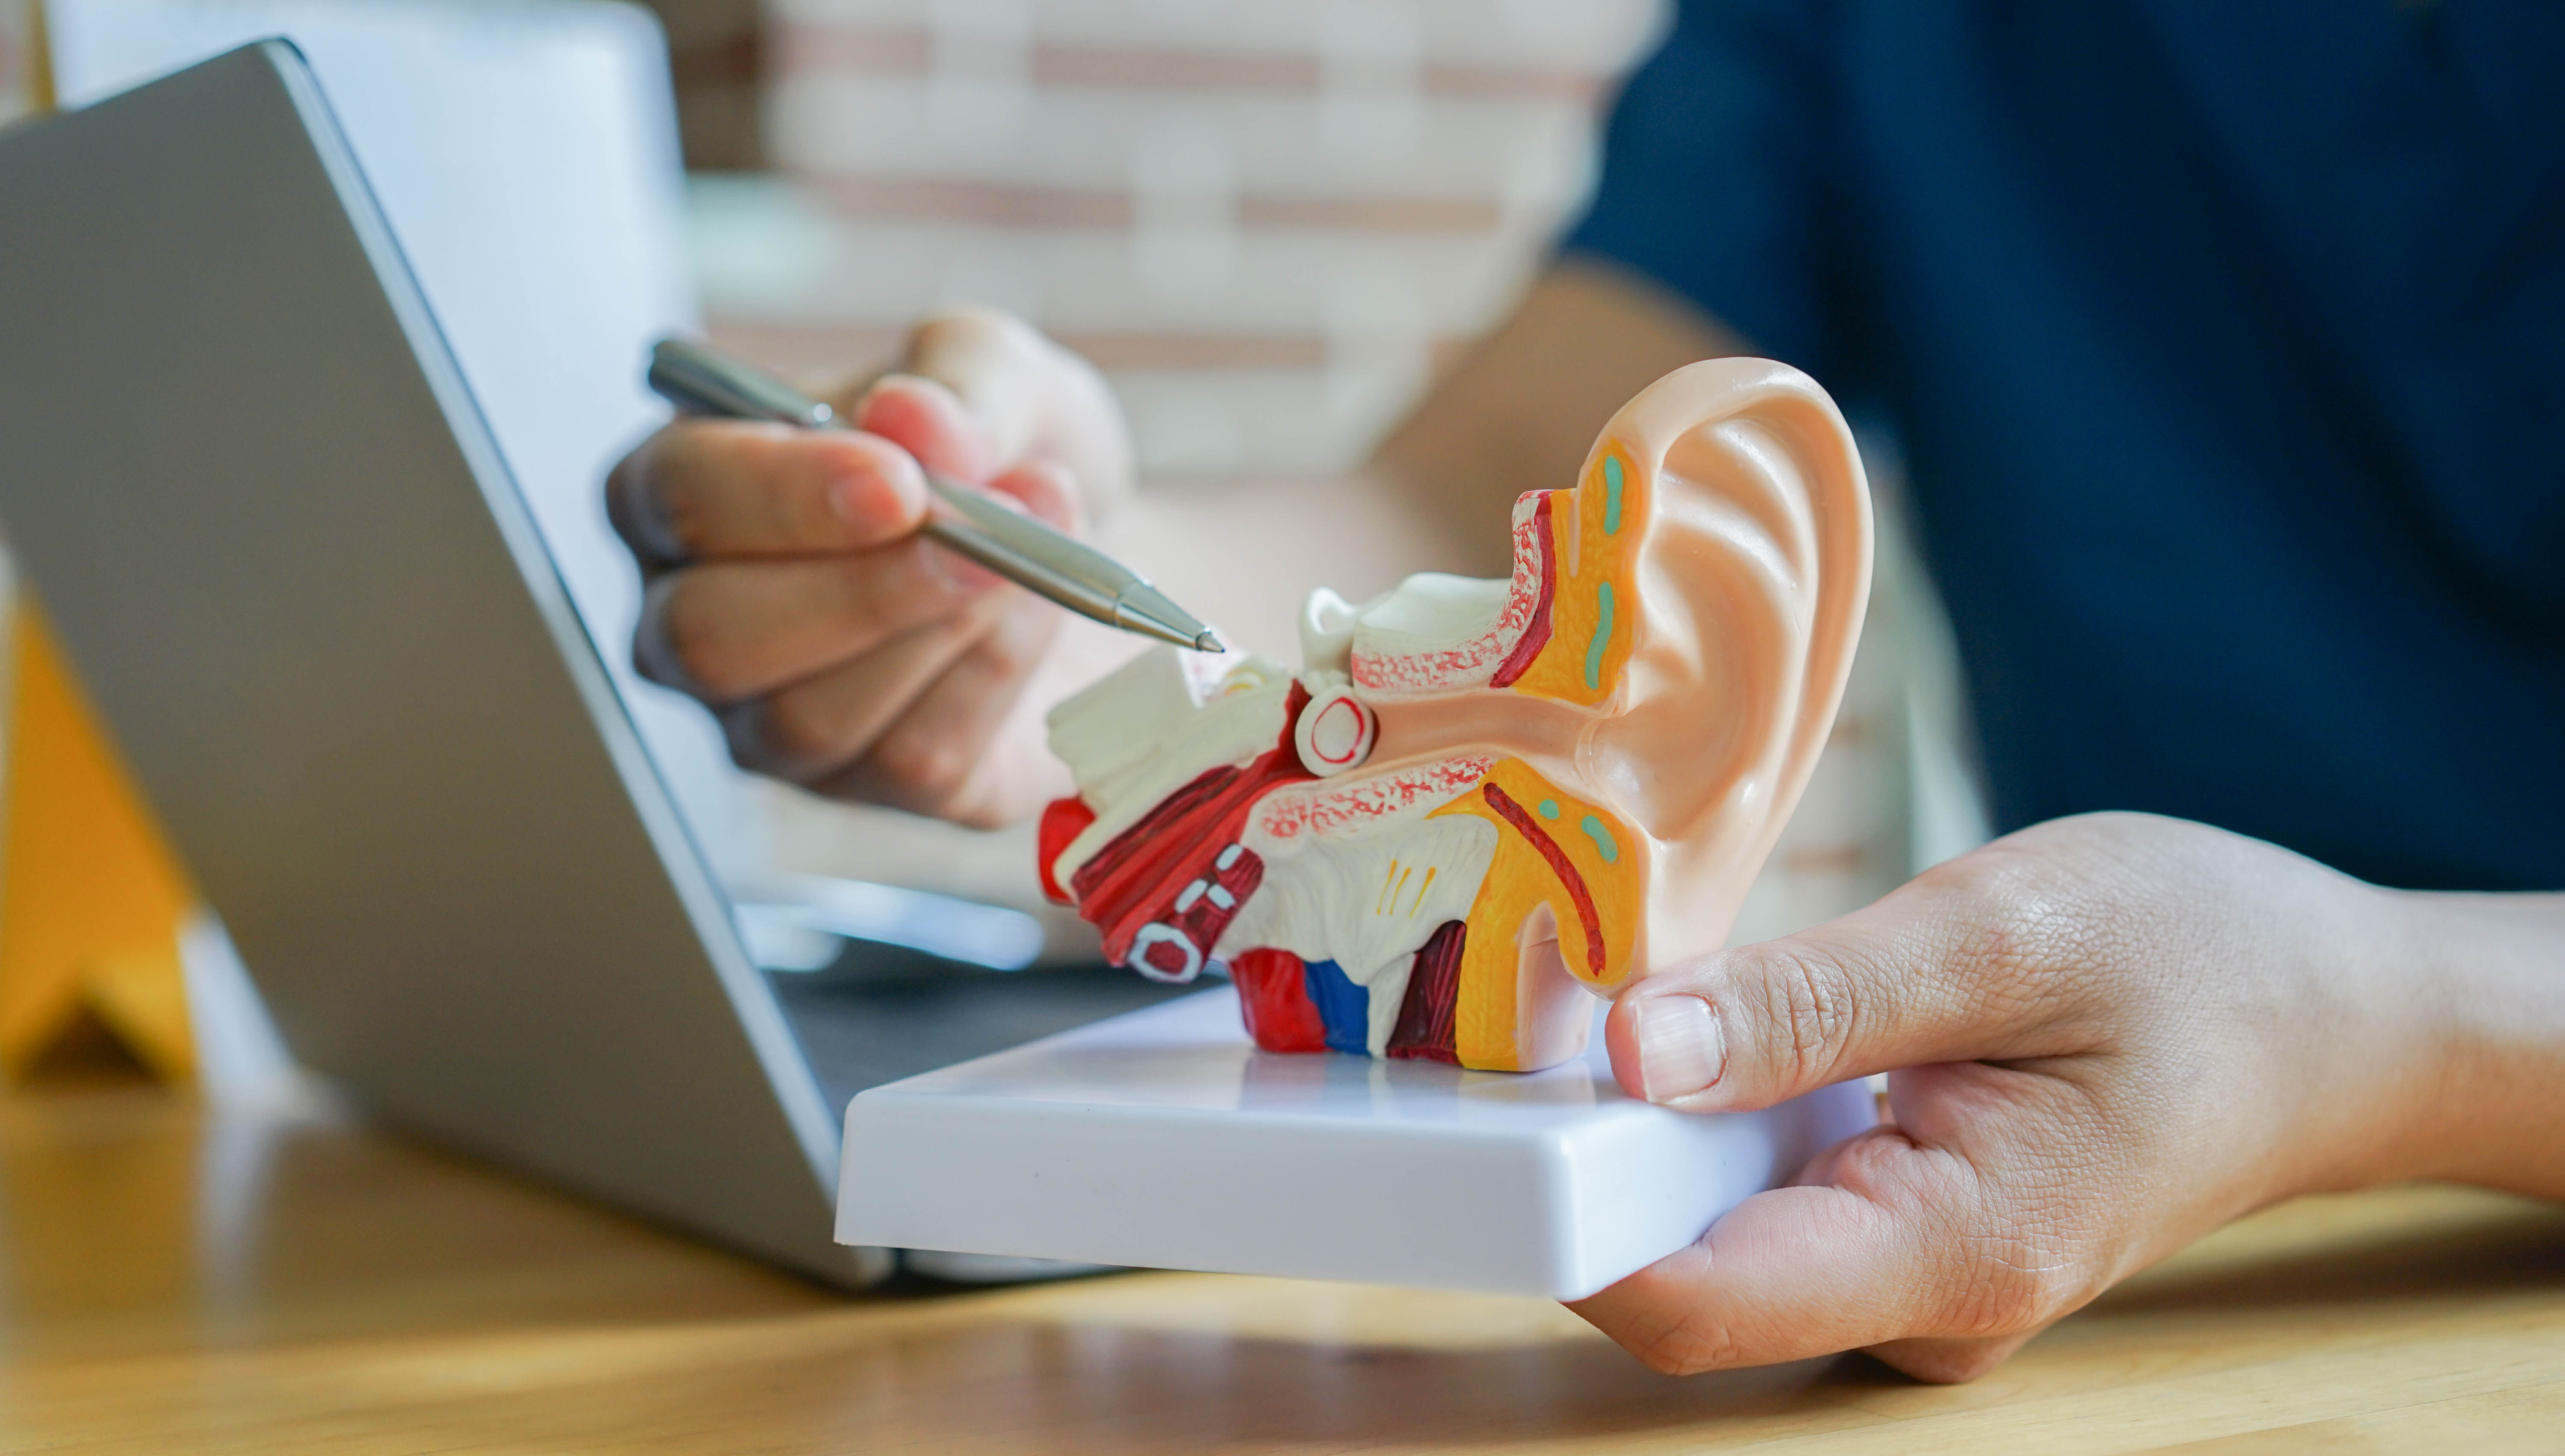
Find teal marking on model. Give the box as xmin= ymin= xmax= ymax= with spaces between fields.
xmin=1537 ymin=799 xmax=1560 ymax=820
xmin=1579 ymin=815 xmax=1620 ymax=863
xmin=1584 ymin=580 xmax=1615 ymax=691
xmin=1603 ymin=455 xmax=1625 ymax=534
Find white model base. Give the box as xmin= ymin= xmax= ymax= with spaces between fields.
xmin=836 ymin=987 xmax=1876 ymax=1300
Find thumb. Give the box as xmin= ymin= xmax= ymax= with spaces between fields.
xmin=1607 ymin=861 xmax=2085 ymax=1112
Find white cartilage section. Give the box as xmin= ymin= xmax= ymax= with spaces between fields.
xmin=1174 ymin=880 xmax=1207 ymax=913
xmin=1346 ymin=496 xmax=1549 ymax=698
xmin=1299 ymin=589 xmax=1361 ymax=673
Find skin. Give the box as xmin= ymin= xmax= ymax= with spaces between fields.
xmin=608 ymin=261 xmax=2565 ymax=1381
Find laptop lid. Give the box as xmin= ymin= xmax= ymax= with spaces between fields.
xmin=0 ymin=41 xmax=877 ymax=1285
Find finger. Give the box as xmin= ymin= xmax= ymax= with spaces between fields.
xmin=608 ymin=420 xmax=927 ymax=568
xmin=852 ymin=372 xmax=995 ymax=485
xmin=720 ymin=607 xmax=997 ymax=783
xmin=815 ymin=594 xmax=1060 ymax=823
xmin=854 ymin=309 xmax=1133 ymax=510
xmin=872 ymin=308 xmax=1059 ymax=467
xmin=851 ymin=387 xmax=1085 ymax=533
xmin=1607 ymin=848 xmax=2099 ymax=1113
xmin=633 ymin=539 xmax=992 ymax=703
xmin=1568 ymin=1125 xmax=2048 ymax=1382
xmin=983 ymin=458 xmax=1084 ymax=534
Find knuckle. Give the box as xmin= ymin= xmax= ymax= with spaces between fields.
xmin=1941 ymin=1229 xmax=2082 ymax=1339
xmin=719 ymin=706 xmax=781 ymax=775
xmin=644 ymin=434 xmax=729 ymax=559
xmin=1749 ymin=946 xmax=1862 ymax=1091
xmin=906 ymin=308 xmax=1023 ymax=377
xmin=869 ymin=731 xmax=978 ymax=804
xmin=609 ymin=440 xmax=689 ymax=562
xmin=972 ymin=609 xmax=1054 ymax=684
xmin=748 ymin=695 xmax=852 ymax=779
xmin=643 ymin=583 xmax=735 ymax=700
xmin=1911 ymin=840 xmax=2122 ymax=1024
xmin=858 ymin=542 xmax=968 ymax=628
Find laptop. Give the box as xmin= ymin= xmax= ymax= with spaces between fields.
xmin=0 ymin=40 xmax=1187 ymax=1286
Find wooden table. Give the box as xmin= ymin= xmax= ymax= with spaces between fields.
xmin=4 ymin=1076 xmax=2562 ymax=1454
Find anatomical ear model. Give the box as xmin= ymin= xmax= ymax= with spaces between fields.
xmin=1038 ymin=359 xmax=1873 ymax=1072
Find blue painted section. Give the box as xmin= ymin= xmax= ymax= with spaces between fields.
xmin=1580 ymin=814 xmax=1622 ymax=863
xmin=1303 ymin=959 xmax=1370 ymax=1055
xmin=1584 ymin=580 xmax=1615 ymax=690
xmin=1603 ymin=455 xmax=1625 ymax=534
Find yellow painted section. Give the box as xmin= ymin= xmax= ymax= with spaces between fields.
xmin=0 ymin=606 xmax=199 ymax=1082
xmin=1508 ymin=446 xmax=1645 ymax=708
xmin=1431 ymin=758 xmax=1643 ymax=1071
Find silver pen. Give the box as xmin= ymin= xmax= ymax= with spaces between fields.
xmin=646 ymin=338 xmax=1223 ymax=653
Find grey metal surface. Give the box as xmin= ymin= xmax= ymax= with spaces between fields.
xmin=0 ymin=44 xmax=875 ymax=1284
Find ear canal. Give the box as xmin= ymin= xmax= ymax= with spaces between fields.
xmin=1582 ymin=356 xmax=1875 ymax=967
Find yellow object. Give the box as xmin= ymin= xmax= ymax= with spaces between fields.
xmin=25 ymin=0 xmax=54 ymax=112
xmin=0 ymin=0 xmax=197 ymax=1085
xmin=0 ymin=605 xmax=201 ymax=1083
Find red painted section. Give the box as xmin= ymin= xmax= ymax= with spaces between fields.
xmin=1488 ymin=493 xmax=1558 ymax=688
xmin=1231 ymin=948 xmax=1328 ymax=1053
xmin=1035 ymin=795 xmax=1098 ymax=905
xmin=1387 ymin=919 xmax=1467 ymax=1063
xmin=1162 ymin=845 xmax=1266 ymax=968
xmin=1068 ymin=685 xmax=1315 ymax=969
xmin=1479 ymin=781 xmax=1607 ymax=974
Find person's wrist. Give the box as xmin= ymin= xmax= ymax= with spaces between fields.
xmin=2374 ymin=889 xmax=2565 ymax=1197
xmin=2229 ymin=877 xmax=2457 ymax=1203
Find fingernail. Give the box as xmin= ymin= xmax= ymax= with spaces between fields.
xmin=1635 ymin=994 xmax=1725 ymax=1104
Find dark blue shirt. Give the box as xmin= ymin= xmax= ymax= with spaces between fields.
xmin=1564 ymin=0 xmax=2565 ymax=891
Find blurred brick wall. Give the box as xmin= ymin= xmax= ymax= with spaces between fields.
xmin=695 ymin=0 xmax=1666 ymax=482
xmin=632 ymin=0 xmax=766 ymax=168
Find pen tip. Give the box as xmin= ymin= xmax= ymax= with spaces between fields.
xmin=1195 ymin=631 xmax=1225 ymax=653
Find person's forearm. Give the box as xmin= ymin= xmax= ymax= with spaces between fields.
xmin=2401 ymin=890 xmax=2565 ymax=1199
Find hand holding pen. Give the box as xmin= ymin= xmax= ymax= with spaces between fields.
xmin=606 ymin=312 xmax=1204 ymax=824
xmin=648 ymin=339 xmax=1220 ymax=653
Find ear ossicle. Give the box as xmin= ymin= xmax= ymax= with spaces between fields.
xmin=1293 ymin=685 xmax=1377 ymax=777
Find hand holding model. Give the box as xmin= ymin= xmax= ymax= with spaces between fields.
xmin=1581 ymin=812 xmax=2565 ymax=1379
xmin=608 ymin=293 xmax=2565 ymax=1379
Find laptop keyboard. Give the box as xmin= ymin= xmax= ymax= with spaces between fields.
xmin=766 ymin=957 xmax=1202 ymax=1115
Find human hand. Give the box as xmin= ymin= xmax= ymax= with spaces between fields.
xmin=1574 ymin=812 xmax=2469 ymax=1381
xmin=607 ymin=310 xmax=1133 ymax=825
